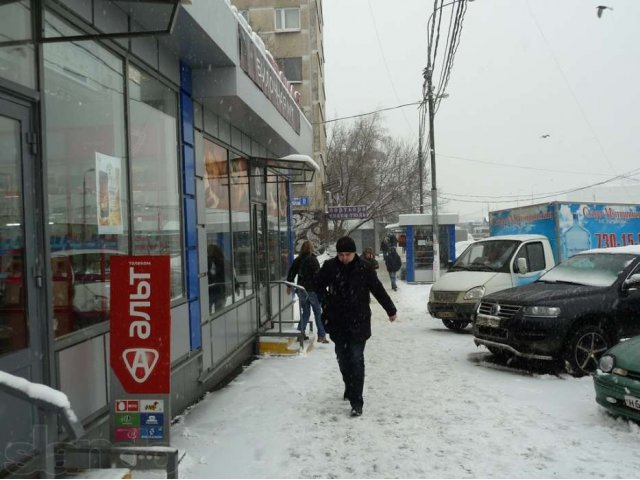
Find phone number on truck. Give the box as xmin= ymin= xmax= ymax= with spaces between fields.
xmin=595 ymin=232 xmax=640 ymax=248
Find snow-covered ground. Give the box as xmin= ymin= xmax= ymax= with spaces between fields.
xmin=169 ymin=261 xmax=640 ymax=478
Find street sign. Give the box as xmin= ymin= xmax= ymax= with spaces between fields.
xmin=110 ymin=256 xmax=171 ymax=446
xmin=291 ymin=196 xmax=309 ymax=206
xmin=327 ymin=205 xmax=369 ymax=220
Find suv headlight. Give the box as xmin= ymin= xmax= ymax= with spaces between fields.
xmin=463 ymin=286 xmax=485 ymax=301
xmin=599 ymin=354 xmax=615 ymax=373
xmin=522 ymin=306 xmax=560 ymax=317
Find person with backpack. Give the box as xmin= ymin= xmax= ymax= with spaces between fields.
xmin=286 ymin=240 xmax=328 ymax=343
xmin=384 ymin=246 xmax=402 ymax=291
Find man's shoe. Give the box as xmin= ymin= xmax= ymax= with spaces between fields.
xmin=350 ymin=406 xmax=363 ymax=417
xmin=318 ymin=336 xmax=329 ymax=344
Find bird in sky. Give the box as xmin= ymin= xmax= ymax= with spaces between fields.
xmin=596 ymin=5 xmax=613 ymax=18
xmin=540 ymin=134 xmax=550 ymax=139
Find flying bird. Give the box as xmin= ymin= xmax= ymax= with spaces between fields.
xmin=540 ymin=134 xmax=550 ymax=139
xmin=596 ymin=5 xmax=613 ymax=18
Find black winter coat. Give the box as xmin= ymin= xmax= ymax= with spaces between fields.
xmin=385 ymin=249 xmax=402 ymax=273
xmin=316 ymin=255 xmax=396 ymax=341
xmin=286 ymin=253 xmax=320 ymax=292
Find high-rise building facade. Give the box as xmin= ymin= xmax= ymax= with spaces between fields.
xmin=232 ymin=0 xmax=328 ymax=240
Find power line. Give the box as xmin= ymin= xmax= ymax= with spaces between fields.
xmin=366 ymin=0 xmax=416 ymax=137
xmin=441 ymin=166 xmax=640 ymax=203
xmin=525 ymin=1 xmax=628 ymax=198
xmin=316 ymin=101 xmax=422 ymax=125
xmin=437 ymin=153 xmax=618 ymax=177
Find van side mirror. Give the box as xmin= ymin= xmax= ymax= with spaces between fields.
xmin=624 ymin=273 xmax=640 ymax=289
xmin=516 ymin=257 xmax=529 ymax=274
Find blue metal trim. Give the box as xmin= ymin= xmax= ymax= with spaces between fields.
xmin=184 ymin=197 xmax=197 ymax=249
xmin=180 ymin=61 xmax=192 ymax=96
xmin=180 ymin=62 xmax=200 ymax=351
xmin=188 ymin=300 xmax=202 ymax=349
xmin=180 ymin=91 xmax=194 ymax=146
xmin=182 ymin=144 xmax=195 ymax=196
xmin=406 ymin=225 xmax=414 ymax=282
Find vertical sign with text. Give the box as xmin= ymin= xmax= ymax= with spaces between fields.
xmin=110 ymin=256 xmax=171 ymax=445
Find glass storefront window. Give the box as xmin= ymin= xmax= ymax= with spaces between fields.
xmin=44 ymin=13 xmax=128 ymax=338
xmin=266 ymin=180 xmax=279 ymax=280
xmin=0 ymin=0 xmax=36 ymax=89
xmin=204 ymin=140 xmax=233 ymax=314
xmin=277 ymin=180 xmax=290 ymax=279
xmin=0 ymin=116 xmax=27 ymax=355
xmin=128 ymin=65 xmax=183 ymax=300
xmin=230 ymin=156 xmax=254 ymax=300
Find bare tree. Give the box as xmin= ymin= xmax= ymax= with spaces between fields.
xmin=324 ymin=115 xmax=426 ymax=239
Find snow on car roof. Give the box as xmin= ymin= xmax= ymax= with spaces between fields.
xmin=581 ymin=245 xmax=640 ymax=255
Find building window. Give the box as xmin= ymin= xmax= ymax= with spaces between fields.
xmin=0 ymin=0 xmax=36 ymax=88
xmin=230 ymin=156 xmax=254 ymax=300
xmin=276 ymin=57 xmax=302 ymax=83
xmin=275 ymin=7 xmax=300 ymax=32
xmin=128 ymin=65 xmax=184 ymax=300
xmin=43 ymin=12 xmax=128 ymax=338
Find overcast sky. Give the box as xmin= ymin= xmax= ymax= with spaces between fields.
xmin=323 ymin=0 xmax=640 ymax=222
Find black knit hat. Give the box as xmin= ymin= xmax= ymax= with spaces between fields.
xmin=336 ymin=236 xmax=357 ymax=253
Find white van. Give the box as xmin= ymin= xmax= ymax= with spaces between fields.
xmin=427 ymin=235 xmax=555 ymax=330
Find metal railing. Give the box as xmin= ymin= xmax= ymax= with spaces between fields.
xmin=0 ymin=371 xmax=85 ymax=477
xmin=0 ymin=372 xmax=179 ymax=478
xmin=259 ymin=280 xmax=311 ymax=349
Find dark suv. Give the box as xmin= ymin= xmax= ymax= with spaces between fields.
xmin=473 ymin=247 xmax=640 ymax=376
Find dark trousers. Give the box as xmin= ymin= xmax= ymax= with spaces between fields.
xmin=333 ymin=335 xmax=367 ymax=409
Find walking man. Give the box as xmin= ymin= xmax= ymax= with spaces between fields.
xmin=316 ymin=236 xmax=397 ymax=417
xmin=384 ymin=246 xmax=402 ymax=291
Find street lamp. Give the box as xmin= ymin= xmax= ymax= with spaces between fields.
xmin=420 ymin=0 xmax=472 ymax=281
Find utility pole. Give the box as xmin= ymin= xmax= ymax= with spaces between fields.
xmin=425 ymin=66 xmax=440 ymax=281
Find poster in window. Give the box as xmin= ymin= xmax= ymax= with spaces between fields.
xmin=204 ymin=140 xmax=229 ymax=210
xmin=96 ymin=152 xmax=123 ymax=234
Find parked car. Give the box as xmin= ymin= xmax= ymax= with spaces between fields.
xmin=593 ymin=335 xmax=640 ymax=422
xmin=473 ymin=246 xmax=640 ymax=376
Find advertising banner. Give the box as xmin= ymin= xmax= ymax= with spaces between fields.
xmin=490 ymin=202 xmax=640 ymax=262
xmin=110 ymin=256 xmax=171 ymax=445
xmin=96 ymin=152 xmax=123 ymax=235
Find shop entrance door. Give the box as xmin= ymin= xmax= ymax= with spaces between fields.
xmin=0 ymin=95 xmax=46 ymax=466
xmin=252 ymin=202 xmax=270 ymax=327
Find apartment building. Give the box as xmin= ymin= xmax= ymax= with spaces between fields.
xmin=232 ymin=0 xmax=328 ymax=236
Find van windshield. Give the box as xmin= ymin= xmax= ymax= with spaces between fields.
xmin=451 ymin=240 xmax=519 ymax=272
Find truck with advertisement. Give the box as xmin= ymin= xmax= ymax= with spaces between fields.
xmin=427 ymin=202 xmax=640 ymax=331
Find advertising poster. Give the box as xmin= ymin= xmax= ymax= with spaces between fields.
xmin=204 ymin=140 xmax=229 ymax=210
xmin=561 ymin=203 xmax=640 ymax=260
xmin=96 ymin=152 xmax=123 ymax=235
xmin=489 ymin=203 xmax=557 ymax=256
xmin=110 ymin=255 xmax=171 ymax=446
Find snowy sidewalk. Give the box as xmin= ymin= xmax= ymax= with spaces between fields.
xmin=168 ymin=270 xmax=640 ymax=478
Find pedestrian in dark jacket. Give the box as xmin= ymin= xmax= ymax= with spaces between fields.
xmin=380 ymin=238 xmax=389 ymax=261
xmin=316 ymin=236 xmax=397 ymax=417
xmin=286 ymin=240 xmax=328 ymax=343
xmin=384 ymin=246 xmax=402 ymax=291
xmin=362 ymin=247 xmax=379 ymax=270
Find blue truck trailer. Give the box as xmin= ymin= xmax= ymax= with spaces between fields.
xmin=489 ymin=202 xmax=640 ymax=262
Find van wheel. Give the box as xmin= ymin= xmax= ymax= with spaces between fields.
xmin=442 ymin=319 xmax=469 ymax=331
xmin=564 ymin=324 xmax=611 ymax=377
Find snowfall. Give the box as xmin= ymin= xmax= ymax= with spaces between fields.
xmin=168 ymin=254 xmax=640 ymax=479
